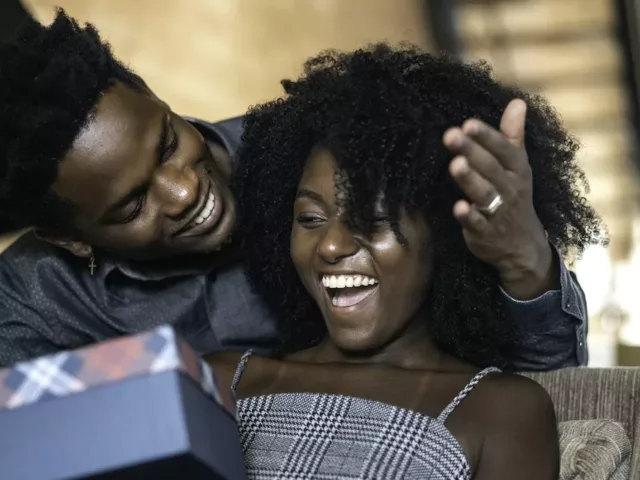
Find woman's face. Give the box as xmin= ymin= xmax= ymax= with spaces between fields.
xmin=291 ymin=148 xmax=434 ymax=352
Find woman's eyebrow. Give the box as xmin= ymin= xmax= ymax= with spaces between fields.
xmin=295 ymin=188 xmax=325 ymax=204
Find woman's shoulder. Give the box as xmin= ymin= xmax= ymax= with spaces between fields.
xmin=466 ymin=370 xmax=553 ymax=417
xmin=205 ymin=350 xmax=282 ymax=396
xmin=204 ymin=351 xmax=244 ymax=394
xmin=469 ymin=371 xmax=557 ymax=440
xmin=479 ymin=372 xmax=554 ymax=412
xmin=467 ymin=372 xmax=559 ymax=478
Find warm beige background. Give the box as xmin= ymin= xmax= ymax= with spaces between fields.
xmin=25 ymin=0 xmax=431 ymax=121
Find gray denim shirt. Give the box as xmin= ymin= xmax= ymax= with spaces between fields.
xmin=0 ymin=117 xmax=587 ymax=369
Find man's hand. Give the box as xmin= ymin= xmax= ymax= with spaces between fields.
xmin=442 ymin=99 xmax=559 ymax=300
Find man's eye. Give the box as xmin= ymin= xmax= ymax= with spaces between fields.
xmin=121 ymin=195 xmax=146 ymax=224
xmin=296 ymin=214 xmax=325 ymax=228
xmin=161 ymin=126 xmax=179 ymax=163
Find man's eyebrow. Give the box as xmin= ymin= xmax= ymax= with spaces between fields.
xmin=295 ymin=188 xmax=325 ymax=204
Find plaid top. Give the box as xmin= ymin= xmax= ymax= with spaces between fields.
xmin=232 ymin=351 xmax=500 ymax=479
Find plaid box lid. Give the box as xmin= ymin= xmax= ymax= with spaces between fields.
xmin=0 ymin=326 xmax=236 ymax=417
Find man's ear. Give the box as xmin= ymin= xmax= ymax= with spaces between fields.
xmin=33 ymin=229 xmax=93 ymax=259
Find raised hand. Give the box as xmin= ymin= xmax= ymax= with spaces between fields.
xmin=443 ymin=99 xmax=558 ymax=299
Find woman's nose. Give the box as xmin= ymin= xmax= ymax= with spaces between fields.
xmin=153 ymin=164 xmax=200 ymax=219
xmin=317 ymin=219 xmax=359 ymax=264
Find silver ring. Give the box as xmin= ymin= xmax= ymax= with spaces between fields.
xmin=477 ymin=194 xmax=504 ymax=217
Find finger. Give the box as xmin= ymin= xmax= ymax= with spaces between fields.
xmin=445 ymin=129 xmax=512 ymax=196
xmin=499 ymin=98 xmax=527 ymax=148
xmin=453 ymin=200 xmax=489 ymax=234
xmin=449 ymin=156 xmax=499 ymax=207
xmin=443 ymin=126 xmax=464 ymax=150
xmin=461 ymin=118 xmax=523 ymax=173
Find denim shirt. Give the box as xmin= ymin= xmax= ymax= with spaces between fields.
xmin=0 ymin=117 xmax=587 ymax=369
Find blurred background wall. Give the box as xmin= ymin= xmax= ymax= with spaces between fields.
xmin=5 ymin=0 xmax=640 ymax=365
xmin=25 ymin=0 xmax=432 ymax=120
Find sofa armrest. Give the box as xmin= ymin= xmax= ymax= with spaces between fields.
xmin=523 ymin=367 xmax=640 ymax=480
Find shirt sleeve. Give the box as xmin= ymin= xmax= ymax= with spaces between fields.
xmin=0 ymin=248 xmax=90 ymax=367
xmin=0 ymin=293 xmax=61 ymax=367
xmin=0 ymin=325 xmax=61 ymax=367
xmin=500 ymin=245 xmax=588 ymax=371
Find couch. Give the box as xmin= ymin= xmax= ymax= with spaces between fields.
xmin=525 ymin=368 xmax=640 ymax=479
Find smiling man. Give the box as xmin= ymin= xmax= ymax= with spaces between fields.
xmin=0 ymin=11 xmax=591 ymax=369
xmin=48 ymin=82 xmax=237 ymax=260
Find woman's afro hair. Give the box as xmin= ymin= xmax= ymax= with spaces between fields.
xmin=235 ymin=43 xmax=605 ymax=368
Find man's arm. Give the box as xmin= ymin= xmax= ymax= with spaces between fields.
xmin=0 ymin=316 xmax=60 ymax=367
xmin=0 ymin=239 xmax=83 ymax=367
xmin=443 ymin=100 xmax=594 ymax=371
xmin=501 ymin=246 xmax=587 ymax=370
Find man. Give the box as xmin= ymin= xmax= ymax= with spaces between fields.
xmin=0 ymin=11 xmax=588 ymax=368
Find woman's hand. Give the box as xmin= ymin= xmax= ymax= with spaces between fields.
xmin=443 ymin=99 xmax=558 ymax=300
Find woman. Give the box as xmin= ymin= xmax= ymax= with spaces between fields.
xmin=209 ymin=44 xmax=603 ymax=479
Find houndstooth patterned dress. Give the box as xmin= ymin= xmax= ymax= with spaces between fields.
xmin=232 ymin=351 xmax=500 ymax=479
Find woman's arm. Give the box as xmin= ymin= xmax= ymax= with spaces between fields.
xmin=474 ymin=374 xmax=559 ymax=480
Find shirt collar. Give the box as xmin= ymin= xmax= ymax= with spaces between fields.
xmin=110 ymin=256 xmax=209 ymax=281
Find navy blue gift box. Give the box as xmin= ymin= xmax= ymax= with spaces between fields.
xmin=0 ymin=326 xmax=247 ymax=479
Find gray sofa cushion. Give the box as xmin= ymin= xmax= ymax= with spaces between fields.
xmin=560 ymin=420 xmax=631 ymax=480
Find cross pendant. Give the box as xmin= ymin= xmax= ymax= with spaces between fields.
xmin=89 ymin=257 xmax=96 ymax=276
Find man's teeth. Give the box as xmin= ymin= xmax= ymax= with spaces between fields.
xmin=322 ymin=275 xmax=379 ymax=288
xmin=192 ymin=191 xmax=215 ymax=226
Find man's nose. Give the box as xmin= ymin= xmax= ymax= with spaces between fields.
xmin=153 ymin=164 xmax=199 ymax=219
xmin=317 ymin=219 xmax=359 ymax=264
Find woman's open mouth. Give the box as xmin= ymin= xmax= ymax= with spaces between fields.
xmin=322 ymin=274 xmax=379 ymax=308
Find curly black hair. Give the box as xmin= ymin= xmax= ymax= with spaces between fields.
xmin=0 ymin=9 xmax=143 ymax=233
xmin=235 ymin=43 xmax=604 ymax=368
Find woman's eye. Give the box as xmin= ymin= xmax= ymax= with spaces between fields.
xmin=296 ymin=214 xmax=325 ymax=228
xmin=372 ymin=216 xmax=390 ymax=227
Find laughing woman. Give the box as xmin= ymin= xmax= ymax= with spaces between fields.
xmin=208 ymin=44 xmax=604 ymax=479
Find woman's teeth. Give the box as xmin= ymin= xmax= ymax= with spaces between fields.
xmin=192 ymin=191 xmax=215 ymax=227
xmin=322 ymin=274 xmax=379 ymax=288
xmin=322 ymin=274 xmax=379 ymax=308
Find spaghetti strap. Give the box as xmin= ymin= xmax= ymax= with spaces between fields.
xmin=230 ymin=350 xmax=254 ymax=394
xmin=437 ymin=366 xmax=501 ymax=423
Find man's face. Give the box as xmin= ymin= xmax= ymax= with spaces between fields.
xmin=50 ymin=82 xmax=236 ymax=261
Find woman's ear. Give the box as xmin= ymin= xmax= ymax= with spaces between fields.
xmin=33 ymin=229 xmax=93 ymax=258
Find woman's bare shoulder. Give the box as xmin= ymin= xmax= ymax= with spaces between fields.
xmin=471 ymin=373 xmax=559 ymax=479
xmin=204 ymin=351 xmax=246 ymax=394
xmin=481 ymin=372 xmax=553 ymax=412
xmin=469 ymin=372 xmax=555 ymax=426
xmin=204 ymin=350 xmax=283 ymax=397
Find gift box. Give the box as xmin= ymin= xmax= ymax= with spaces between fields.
xmin=0 ymin=326 xmax=247 ymax=479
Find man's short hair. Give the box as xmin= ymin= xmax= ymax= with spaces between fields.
xmin=0 ymin=9 xmax=143 ymax=232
